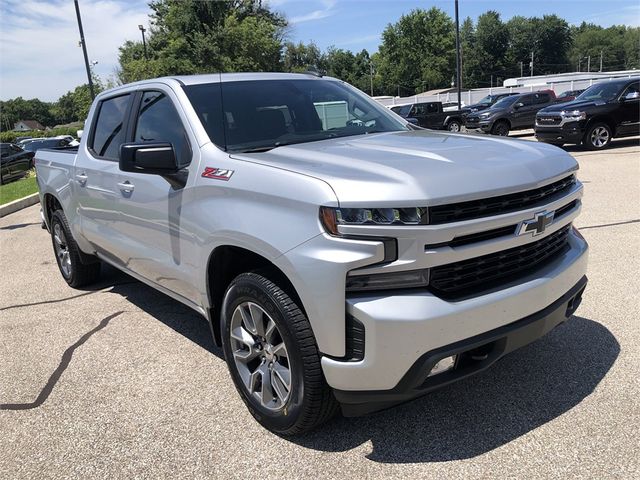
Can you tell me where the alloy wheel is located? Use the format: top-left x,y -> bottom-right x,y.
590,126 -> 610,148
230,301 -> 291,410
53,222 -> 72,278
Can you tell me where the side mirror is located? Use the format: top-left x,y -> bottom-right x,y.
119,142 -> 179,175
77,129 -> 83,139
513,102 -> 524,109
406,117 -> 420,125
623,91 -> 640,101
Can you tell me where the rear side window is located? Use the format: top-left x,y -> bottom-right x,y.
134,91 -> 192,167
537,94 -> 550,104
91,94 -> 131,160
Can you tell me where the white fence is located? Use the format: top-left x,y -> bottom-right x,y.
374,73 -> 640,107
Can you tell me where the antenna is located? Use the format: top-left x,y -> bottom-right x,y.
304,65 -> 324,77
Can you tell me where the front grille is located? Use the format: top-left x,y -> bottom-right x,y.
429,225 -> 571,299
429,175 -> 576,224
537,115 -> 562,126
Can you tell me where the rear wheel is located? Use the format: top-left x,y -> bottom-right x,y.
221,272 -> 338,435
491,120 -> 510,136
446,120 -> 461,132
50,210 -> 101,287
583,123 -> 612,150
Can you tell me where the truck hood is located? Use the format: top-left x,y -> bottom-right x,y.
230,130 -> 578,206
540,99 -> 609,113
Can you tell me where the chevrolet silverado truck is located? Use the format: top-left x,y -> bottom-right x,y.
36,73 -> 588,435
535,77 -> 640,149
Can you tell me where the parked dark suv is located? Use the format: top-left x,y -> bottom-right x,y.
535,78 -> 640,149
465,91 -> 556,136
462,92 -> 520,115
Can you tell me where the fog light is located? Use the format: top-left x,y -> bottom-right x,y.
427,355 -> 456,377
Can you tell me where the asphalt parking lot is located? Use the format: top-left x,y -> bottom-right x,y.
1,134 -> 639,479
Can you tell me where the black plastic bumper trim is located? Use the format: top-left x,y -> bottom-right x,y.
333,275 -> 588,416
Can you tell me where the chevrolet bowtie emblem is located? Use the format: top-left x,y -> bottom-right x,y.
518,211 -> 555,236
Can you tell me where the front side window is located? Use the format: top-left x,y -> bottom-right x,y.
184,79 -> 408,152
134,91 -> 191,167
91,94 -> 131,160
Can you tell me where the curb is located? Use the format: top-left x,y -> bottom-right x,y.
0,193 -> 40,218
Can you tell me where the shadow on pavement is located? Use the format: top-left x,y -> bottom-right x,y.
98,265 -> 222,360
37,265 -> 618,463
292,316 -> 618,463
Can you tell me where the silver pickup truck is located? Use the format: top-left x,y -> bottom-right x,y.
36,73 -> 588,434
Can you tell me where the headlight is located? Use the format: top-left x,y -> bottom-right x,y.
560,110 -> 587,121
479,112 -> 492,118
320,206 -> 428,234
346,268 -> 430,292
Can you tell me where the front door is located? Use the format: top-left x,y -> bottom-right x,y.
617,81 -> 640,136
110,89 -> 200,303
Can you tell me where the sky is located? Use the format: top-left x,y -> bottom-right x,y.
1,0 -> 639,102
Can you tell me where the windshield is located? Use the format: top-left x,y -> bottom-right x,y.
184,79 -> 408,152
490,96 -> 519,109
576,83 -> 625,102
477,95 -> 495,105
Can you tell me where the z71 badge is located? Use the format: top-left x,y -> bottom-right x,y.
202,167 -> 234,181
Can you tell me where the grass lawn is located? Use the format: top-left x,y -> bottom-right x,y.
0,175 -> 38,206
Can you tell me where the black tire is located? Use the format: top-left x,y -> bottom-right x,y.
221,272 -> 338,435
491,120 -> 510,136
50,210 -> 101,288
583,122 -> 612,150
446,120 -> 462,132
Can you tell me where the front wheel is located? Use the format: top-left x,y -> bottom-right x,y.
447,120 -> 461,132
221,272 -> 338,435
583,123 -> 612,150
491,120 -> 510,136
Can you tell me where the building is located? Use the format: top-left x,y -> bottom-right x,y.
13,120 -> 45,131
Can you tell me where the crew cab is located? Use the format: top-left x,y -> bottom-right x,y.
465,91 -> 556,136
36,73 -> 588,434
535,78 -> 640,149
390,101 -> 465,132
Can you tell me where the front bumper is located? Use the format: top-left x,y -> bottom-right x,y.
535,125 -> 585,145
321,229 -> 588,397
334,275 -> 587,416
464,118 -> 493,132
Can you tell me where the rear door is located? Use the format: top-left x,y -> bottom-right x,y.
617,81 -> 640,136
76,92 -> 134,262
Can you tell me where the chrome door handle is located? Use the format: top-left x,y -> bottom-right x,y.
75,173 -> 88,185
117,181 -> 135,193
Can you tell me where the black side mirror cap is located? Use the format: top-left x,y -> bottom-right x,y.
119,142 -> 179,175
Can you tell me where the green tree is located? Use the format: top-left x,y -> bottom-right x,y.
117,0 -> 288,83
283,42 -> 325,72
0,97 -> 55,131
377,7 -> 456,95
471,11 -> 509,86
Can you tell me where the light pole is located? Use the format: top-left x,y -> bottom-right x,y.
454,0 -> 462,109
369,61 -> 374,96
74,0 -> 95,99
138,24 -> 148,59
